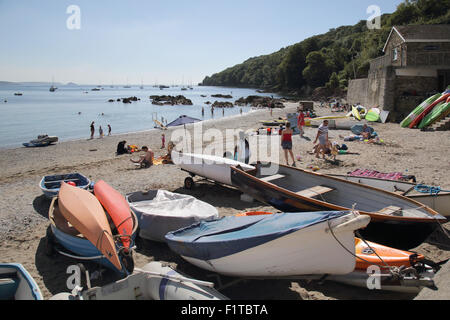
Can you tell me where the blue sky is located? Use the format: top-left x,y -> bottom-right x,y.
0,0 -> 404,85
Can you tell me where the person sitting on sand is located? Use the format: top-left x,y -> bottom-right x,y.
130,146 -> 153,168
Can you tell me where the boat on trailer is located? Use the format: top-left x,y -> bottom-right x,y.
230,163 -> 446,250
171,151 -> 255,189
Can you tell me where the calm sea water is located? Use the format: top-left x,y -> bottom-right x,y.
0,84 -> 278,149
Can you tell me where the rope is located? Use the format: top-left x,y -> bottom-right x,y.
414,184 -> 450,195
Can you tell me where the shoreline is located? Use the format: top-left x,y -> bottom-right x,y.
1,101 -> 449,300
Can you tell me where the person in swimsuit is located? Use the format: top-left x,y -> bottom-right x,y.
90,121 -> 95,140
280,122 -> 296,167
297,107 -> 305,137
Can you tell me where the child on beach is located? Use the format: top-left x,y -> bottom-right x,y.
297,108 -> 305,137
161,133 -> 165,149
99,126 -> 104,138
108,124 -> 111,136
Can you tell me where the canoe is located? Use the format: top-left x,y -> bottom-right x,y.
166,211 -> 370,277
400,93 -> 441,128
352,106 -> 361,120
57,182 -> 123,272
172,151 -> 255,187
50,262 -> 228,300
230,164 -> 446,249
418,100 -> 450,129
328,174 -> 450,217
0,263 -> 43,300
365,108 -> 381,122
408,93 -> 450,128
126,190 -> 219,242
93,180 -> 134,249
48,196 -> 137,274
39,173 -> 91,199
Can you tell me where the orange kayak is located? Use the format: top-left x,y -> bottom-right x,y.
93,180 -> 134,250
355,238 -> 424,270
58,182 -> 122,271
235,211 -> 274,217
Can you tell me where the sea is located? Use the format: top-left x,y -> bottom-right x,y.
0,83 -> 279,149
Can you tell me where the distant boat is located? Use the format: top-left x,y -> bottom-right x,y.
50,77 -> 57,92
14,92 -> 23,96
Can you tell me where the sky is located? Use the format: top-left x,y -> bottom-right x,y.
0,0 -> 404,85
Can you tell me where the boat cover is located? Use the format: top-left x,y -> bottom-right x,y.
165,211 -> 349,260
129,190 -> 218,219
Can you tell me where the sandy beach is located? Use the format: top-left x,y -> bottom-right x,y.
1,101 -> 449,300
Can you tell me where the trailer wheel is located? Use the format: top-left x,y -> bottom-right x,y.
184,177 -> 195,190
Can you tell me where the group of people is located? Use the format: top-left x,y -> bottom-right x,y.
125,139 -> 175,169
279,104 -> 338,166
90,121 -> 111,139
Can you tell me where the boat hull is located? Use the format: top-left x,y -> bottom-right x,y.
230,165 -> 445,250
172,151 -> 254,186
39,173 -> 90,199
166,211 -> 370,277
49,197 -> 137,274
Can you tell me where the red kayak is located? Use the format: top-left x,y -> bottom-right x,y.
94,180 -> 134,250
409,92 -> 450,128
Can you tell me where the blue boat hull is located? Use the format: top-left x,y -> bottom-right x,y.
40,173 -> 91,199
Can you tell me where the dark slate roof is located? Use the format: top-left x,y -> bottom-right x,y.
395,25 -> 450,41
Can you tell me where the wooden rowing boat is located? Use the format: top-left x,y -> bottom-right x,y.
230,164 -> 447,249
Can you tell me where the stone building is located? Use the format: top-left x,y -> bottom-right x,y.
347,25 -> 450,121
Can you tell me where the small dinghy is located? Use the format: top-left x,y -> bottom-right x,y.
172,151 -> 255,189
126,190 -> 219,242
0,263 -> 43,300
39,173 -> 91,199
50,261 -> 228,300
47,184 -> 137,275
23,134 -> 58,147
325,238 -> 436,293
165,210 -> 370,277
231,164 -> 447,249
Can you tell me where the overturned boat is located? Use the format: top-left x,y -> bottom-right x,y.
166,210 -> 370,277
126,189 -> 219,242
230,164 -> 447,249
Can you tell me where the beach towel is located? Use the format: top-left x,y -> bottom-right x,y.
348,169 -> 415,182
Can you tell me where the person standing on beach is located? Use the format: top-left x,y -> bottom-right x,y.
313,120 -> 329,159
99,126 -> 104,138
90,121 -> 95,139
202,107 -> 205,117
161,133 -> 165,149
107,124 -> 111,136
297,107 -> 305,137
280,122 -> 296,167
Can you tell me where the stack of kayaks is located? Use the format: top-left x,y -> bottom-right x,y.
401,88 -> 450,129
47,181 -> 137,275
418,96 -> 450,129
